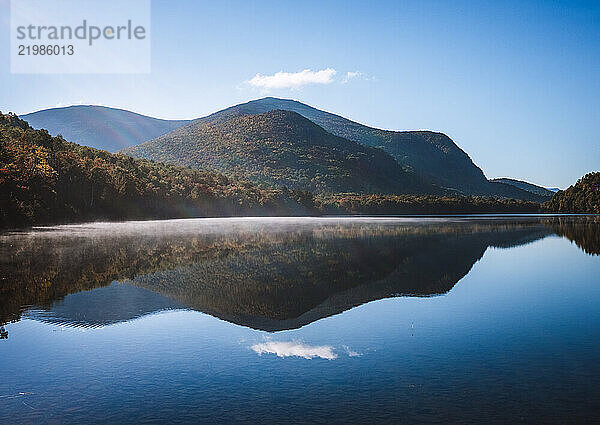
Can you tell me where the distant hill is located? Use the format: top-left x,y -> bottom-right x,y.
22,105 -> 190,152
544,172 -> 600,213
122,109 -> 439,195
491,178 -> 554,198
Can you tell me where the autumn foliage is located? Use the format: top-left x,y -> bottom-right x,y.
0,112 -> 317,228
543,172 -> 600,213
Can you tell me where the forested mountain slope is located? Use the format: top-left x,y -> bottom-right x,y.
201,97 -> 492,194
122,109 -> 440,195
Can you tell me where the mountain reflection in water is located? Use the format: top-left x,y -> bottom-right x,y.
0,216 -> 597,335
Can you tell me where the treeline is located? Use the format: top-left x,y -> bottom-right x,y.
543,172 -> 600,213
319,194 -> 541,214
0,112 -> 317,228
0,112 -> 558,229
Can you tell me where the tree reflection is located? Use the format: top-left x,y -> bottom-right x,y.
544,216 -> 600,255
1,217 -> 597,331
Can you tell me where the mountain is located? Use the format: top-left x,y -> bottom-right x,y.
122,109 -> 439,195
123,97 -> 547,200
196,97 -> 493,194
20,99 -> 547,201
491,178 -> 554,198
22,105 -> 190,152
543,172 -> 600,213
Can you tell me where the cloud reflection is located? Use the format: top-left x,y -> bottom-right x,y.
343,345 -> 362,357
251,341 -> 338,360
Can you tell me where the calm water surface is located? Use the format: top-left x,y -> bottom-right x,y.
1,216 -> 599,424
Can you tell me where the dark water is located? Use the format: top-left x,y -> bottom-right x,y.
1,216 -> 599,424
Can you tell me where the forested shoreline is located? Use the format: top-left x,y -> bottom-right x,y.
1,112 -> 598,229
319,194 -> 541,214
0,112 -> 317,228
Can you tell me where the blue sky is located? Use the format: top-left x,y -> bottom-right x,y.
1,0 -> 599,188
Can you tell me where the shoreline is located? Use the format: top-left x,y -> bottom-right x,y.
2,213 -> 597,234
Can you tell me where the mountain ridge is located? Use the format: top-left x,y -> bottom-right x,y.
20,99 -> 552,201
122,98 -> 548,201
195,97 -> 489,194
491,178 -> 555,197
135,97 -> 548,200
22,105 -> 191,152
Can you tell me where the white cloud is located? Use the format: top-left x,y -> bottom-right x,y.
342,71 -> 361,84
251,341 -> 337,360
248,68 -> 337,90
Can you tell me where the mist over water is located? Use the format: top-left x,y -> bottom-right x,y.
1,216 -> 599,424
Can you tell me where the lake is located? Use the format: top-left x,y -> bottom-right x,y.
1,216 -> 599,424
